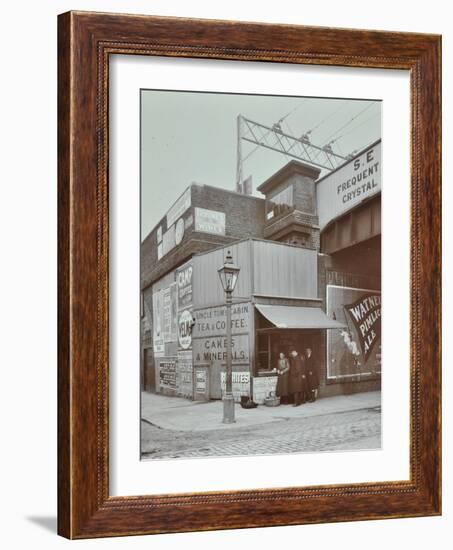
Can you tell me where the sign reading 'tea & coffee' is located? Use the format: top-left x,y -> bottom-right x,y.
192,302 -> 251,365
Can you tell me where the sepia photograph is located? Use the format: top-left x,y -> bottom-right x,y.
140,90 -> 382,460
52,7 -> 441,540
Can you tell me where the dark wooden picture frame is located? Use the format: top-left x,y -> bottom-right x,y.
58,11 -> 441,539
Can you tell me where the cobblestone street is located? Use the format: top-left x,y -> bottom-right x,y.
141,402 -> 381,459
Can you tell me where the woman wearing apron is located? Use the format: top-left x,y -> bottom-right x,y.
276,352 -> 290,404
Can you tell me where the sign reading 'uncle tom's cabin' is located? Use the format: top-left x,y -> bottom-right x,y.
192,302 -> 251,365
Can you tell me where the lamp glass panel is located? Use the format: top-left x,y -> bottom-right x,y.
225,271 -> 234,291
230,272 -> 238,291
218,269 -> 227,291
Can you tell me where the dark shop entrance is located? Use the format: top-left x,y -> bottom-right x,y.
256,329 -> 324,374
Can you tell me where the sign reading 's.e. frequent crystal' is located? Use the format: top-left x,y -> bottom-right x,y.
194,207 -> 226,236
317,140 -> 381,229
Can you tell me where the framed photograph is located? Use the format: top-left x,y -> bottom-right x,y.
58,11 -> 441,539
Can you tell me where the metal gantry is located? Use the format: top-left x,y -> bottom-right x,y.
236,114 -> 347,192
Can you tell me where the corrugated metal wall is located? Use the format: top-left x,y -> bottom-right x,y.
252,240 -> 317,299
192,240 -> 252,308
193,239 -> 318,307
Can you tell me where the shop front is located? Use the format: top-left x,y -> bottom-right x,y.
254,303 -> 346,399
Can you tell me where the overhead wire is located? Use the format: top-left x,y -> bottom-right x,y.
330,110 -> 380,145
302,100 -> 347,136
276,100 -> 306,124
346,136 -> 382,159
321,101 -> 377,146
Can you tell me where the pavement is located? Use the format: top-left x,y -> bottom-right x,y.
141,390 -> 381,432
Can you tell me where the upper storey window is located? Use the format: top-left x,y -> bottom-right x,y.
266,185 -> 294,220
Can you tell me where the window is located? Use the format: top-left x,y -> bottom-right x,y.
266,185 -> 294,219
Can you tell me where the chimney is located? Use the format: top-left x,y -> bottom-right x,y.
243,175 -> 253,195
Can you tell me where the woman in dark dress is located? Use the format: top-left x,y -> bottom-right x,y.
276,352 -> 290,404
305,347 -> 320,402
289,350 -> 307,406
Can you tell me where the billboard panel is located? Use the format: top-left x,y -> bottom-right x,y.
166,187 -> 191,228
152,289 -> 164,356
176,260 -> 194,351
326,285 -> 381,380
194,207 -> 226,236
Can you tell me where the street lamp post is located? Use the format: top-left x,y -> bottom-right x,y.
218,249 -> 241,424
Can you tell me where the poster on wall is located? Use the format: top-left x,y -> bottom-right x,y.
178,310 -> 193,350
177,350 -> 193,397
152,289 -> 164,356
162,287 -> 172,342
176,260 -> 193,350
176,260 -> 193,310
158,359 -> 177,391
253,376 -> 278,404
344,293 -> 381,362
170,282 -> 178,342
220,371 -> 250,400
326,285 -> 381,379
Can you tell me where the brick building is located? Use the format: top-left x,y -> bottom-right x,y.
141,139 -> 381,402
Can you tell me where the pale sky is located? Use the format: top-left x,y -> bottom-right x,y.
141,90 -> 381,239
